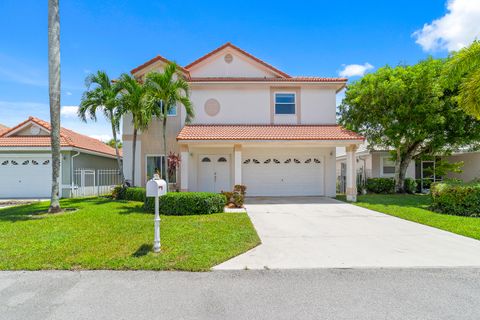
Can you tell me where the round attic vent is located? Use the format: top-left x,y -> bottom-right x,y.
204,99 -> 220,116
30,125 -> 41,135
224,53 -> 233,64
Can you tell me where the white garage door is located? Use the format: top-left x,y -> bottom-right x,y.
0,155 -> 52,198
242,149 -> 324,196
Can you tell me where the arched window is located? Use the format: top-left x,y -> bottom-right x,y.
201,157 -> 211,162
218,157 -> 227,162
243,159 -> 251,164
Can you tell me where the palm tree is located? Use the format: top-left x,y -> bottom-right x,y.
143,62 -> 194,190
48,0 -> 62,213
78,71 -> 124,182
444,40 -> 480,119
116,73 -> 150,186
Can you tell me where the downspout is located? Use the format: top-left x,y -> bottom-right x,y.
71,151 -> 80,197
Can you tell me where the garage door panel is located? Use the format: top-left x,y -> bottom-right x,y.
242,149 -> 324,196
0,156 -> 52,198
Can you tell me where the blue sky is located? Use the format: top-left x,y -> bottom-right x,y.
0,0 -> 478,140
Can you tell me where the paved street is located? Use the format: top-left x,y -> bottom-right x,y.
215,197 -> 480,269
1,269 -> 480,320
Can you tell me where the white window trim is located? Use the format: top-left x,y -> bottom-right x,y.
167,105 -> 177,117
145,154 -> 178,183
380,156 -> 395,177
274,92 -> 296,115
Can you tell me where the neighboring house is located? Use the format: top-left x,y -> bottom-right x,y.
0,123 -> 9,135
0,117 -> 121,198
123,42 -> 364,200
336,143 -> 480,191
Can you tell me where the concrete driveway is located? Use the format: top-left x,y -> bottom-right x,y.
214,197 -> 480,270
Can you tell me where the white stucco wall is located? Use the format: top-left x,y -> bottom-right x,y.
190,86 -> 270,124
189,85 -> 338,125
446,152 -> 480,182
122,140 -> 142,186
301,88 -> 337,124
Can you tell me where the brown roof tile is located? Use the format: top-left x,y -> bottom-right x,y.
177,124 -> 364,141
0,117 -> 121,157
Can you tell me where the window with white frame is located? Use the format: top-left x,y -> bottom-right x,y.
167,105 -> 177,116
381,157 -> 395,176
146,155 -> 177,183
274,93 -> 296,115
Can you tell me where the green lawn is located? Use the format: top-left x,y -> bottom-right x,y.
0,198 -> 260,271
338,194 -> 480,241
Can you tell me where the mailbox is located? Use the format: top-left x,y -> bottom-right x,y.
146,174 -> 167,197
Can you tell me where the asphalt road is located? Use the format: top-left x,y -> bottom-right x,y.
1,268 -> 480,320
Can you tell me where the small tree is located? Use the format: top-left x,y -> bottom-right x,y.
444,40 -> 480,119
339,58 -> 480,192
143,62 -> 194,190
116,73 -> 150,186
78,71 -> 124,183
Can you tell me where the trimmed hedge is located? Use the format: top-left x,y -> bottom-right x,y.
112,186 -> 146,202
366,178 -> 395,194
144,192 -> 226,215
431,181 -> 480,217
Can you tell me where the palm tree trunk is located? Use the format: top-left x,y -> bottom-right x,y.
48,0 -> 62,213
132,128 -> 137,186
162,115 -> 169,191
110,110 -> 125,183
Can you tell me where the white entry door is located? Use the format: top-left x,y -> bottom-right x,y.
0,155 -> 52,198
198,155 -> 231,193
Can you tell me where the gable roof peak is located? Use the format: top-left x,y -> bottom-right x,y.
185,42 -> 291,78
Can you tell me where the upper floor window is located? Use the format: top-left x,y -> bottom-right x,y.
275,93 -> 296,115
167,105 -> 177,116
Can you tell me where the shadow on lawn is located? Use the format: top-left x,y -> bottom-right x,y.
0,197 -> 107,222
132,244 -> 153,257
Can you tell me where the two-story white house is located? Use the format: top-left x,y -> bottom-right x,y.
123,43 -> 364,200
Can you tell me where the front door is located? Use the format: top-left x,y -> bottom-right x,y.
198,155 -> 231,192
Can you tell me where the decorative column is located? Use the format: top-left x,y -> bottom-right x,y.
180,144 -> 189,192
346,144 -> 358,202
234,144 -> 242,186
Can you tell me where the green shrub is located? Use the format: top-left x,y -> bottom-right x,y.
431,181 -> 480,217
366,178 -> 395,194
111,186 -> 146,202
144,192 -> 226,215
112,185 -> 126,200
404,178 -> 417,194
124,187 -> 146,202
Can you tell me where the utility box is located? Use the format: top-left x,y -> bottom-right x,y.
146,174 -> 167,197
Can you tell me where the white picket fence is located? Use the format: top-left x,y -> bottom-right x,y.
72,168 -> 121,197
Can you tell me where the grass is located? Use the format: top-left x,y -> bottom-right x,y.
0,198 -> 260,271
337,194 -> 480,241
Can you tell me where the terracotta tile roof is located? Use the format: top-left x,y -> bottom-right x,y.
184,42 -> 291,78
0,117 -> 121,157
130,54 -> 190,76
177,125 -> 364,141
188,76 -> 347,83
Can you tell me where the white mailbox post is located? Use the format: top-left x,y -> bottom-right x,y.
146,174 -> 167,253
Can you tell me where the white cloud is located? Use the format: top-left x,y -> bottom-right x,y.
339,63 -> 374,77
89,134 -> 111,142
61,105 -> 79,118
66,91 -> 72,96
413,0 -> 480,52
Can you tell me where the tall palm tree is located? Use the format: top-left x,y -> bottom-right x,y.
78,71 -> 124,182
143,62 -> 194,190
444,40 -> 480,119
48,0 -> 62,213
116,73 -> 151,186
